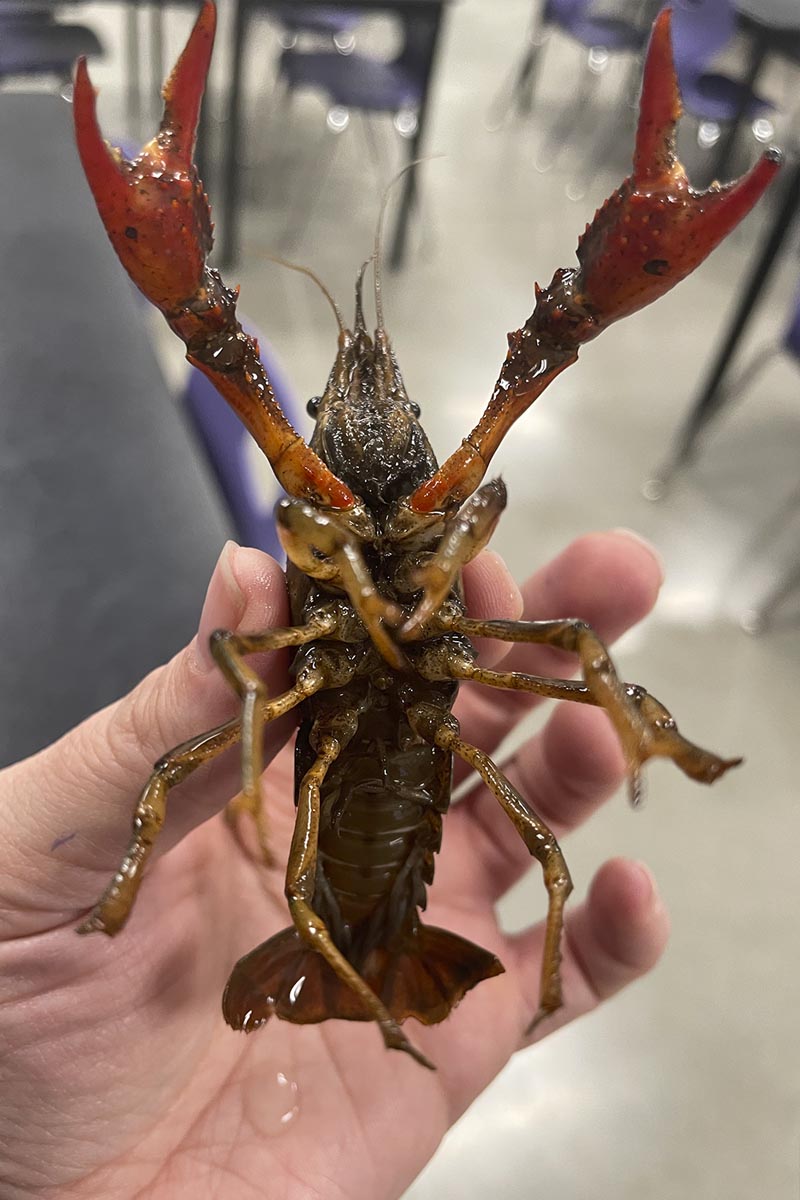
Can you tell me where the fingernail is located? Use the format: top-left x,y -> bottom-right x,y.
194,541 -> 244,673
631,862 -> 669,929
631,860 -> 656,906
611,528 -> 665,586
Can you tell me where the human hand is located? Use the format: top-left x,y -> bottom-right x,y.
0,531 -> 669,1199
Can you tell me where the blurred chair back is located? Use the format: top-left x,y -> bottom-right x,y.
273,4 -> 361,50
279,12 -> 431,113
671,0 -> 735,76
488,0 -> 648,130
668,0 -> 774,139
0,4 -> 103,82
182,333 -> 299,560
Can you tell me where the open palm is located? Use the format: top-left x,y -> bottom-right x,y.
0,532 -> 669,1199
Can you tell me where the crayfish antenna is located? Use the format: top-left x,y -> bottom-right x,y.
266,256 -> 345,335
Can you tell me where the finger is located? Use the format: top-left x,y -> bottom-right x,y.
513,858 -> 670,1046
455,529 -> 664,756
438,701 -> 625,903
0,542 -> 291,927
460,550 -> 523,670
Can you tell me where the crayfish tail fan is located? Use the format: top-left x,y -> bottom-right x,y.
365,924 -> 505,1026
223,927 -> 372,1029
222,925 -> 504,1030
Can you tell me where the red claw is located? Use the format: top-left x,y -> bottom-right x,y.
406,8 -> 780,516
574,7 -> 781,334
73,0 -> 216,313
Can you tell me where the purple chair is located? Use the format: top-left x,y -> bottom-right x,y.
275,13 -> 438,248
279,12 -> 432,118
670,0 -> 775,154
0,5 -> 103,82
488,0 -> 649,135
182,333 -> 300,560
272,5 -> 361,53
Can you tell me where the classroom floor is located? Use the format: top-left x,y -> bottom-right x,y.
78,1 -> 800,1195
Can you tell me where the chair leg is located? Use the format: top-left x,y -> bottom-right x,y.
534,62 -> 599,174
279,117 -> 343,250
125,3 -> 141,134
643,343 -> 780,500
566,70 -> 636,201
743,559 -> 800,633
486,27 -> 551,132
148,2 -> 164,125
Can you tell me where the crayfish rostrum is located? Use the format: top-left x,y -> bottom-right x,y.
72,3 -> 779,1068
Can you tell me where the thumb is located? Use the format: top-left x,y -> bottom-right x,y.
0,541 -> 291,937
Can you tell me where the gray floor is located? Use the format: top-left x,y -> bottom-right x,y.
81,2 -> 800,1195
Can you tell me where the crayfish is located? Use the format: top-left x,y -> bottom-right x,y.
72,3 -> 779,1068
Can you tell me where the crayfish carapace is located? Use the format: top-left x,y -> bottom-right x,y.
73,4 -> 779,1068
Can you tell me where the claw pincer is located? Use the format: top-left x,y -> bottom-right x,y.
73,2 -> 214,312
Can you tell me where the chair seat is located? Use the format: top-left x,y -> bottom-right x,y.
281,48 -> 422,111
0,22 -> 102,76
567,15 -> 647,52
274,5 -> 361,36
679,71 -> 774,124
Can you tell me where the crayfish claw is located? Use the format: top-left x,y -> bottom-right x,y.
574,7 -> 782,335
73,2 -> 216,314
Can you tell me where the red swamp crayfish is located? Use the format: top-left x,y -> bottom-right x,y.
72,3 -> 779,1068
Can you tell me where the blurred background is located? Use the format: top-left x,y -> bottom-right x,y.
1,1 -> 799,1196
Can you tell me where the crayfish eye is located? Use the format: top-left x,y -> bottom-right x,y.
306,395 -> 322,418
409,401 -> 421,417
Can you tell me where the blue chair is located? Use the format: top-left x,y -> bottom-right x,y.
182,332 -> 301,560
670,0 -> 775,157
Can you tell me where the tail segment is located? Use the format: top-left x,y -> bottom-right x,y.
223,923 -> 504,1031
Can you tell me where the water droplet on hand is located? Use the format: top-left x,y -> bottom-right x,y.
244,1068 -> 300,1136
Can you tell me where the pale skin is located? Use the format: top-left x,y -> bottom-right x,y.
0,531 -> 670,1199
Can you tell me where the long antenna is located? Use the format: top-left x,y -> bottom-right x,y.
266,254 -> 345,334
354,255 -> 374,332
373,157 -> 440,332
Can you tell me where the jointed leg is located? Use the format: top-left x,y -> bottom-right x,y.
276,499 -> 404,668
396,479 -> 508,640
408,703 -> 571,1032
78,717 -> 240,935
79,618 -> 333,935
210,611 -> 339,863
285,711 -> 435,1069
435,615 -> 741,801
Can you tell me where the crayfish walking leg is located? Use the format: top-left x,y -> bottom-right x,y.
417,614 -> 741,807
79,617 -> 335,934
408,704 -> 572,1032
